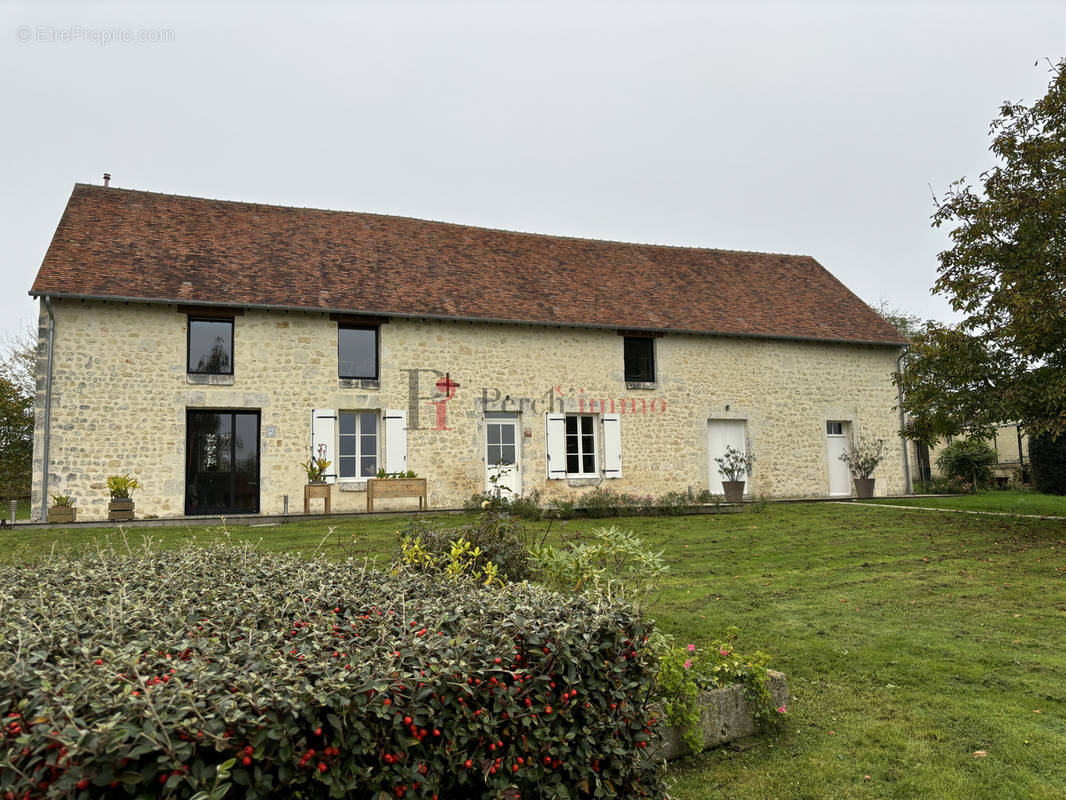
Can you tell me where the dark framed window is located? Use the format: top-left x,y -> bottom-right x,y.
338,325 -> 378,379
624,336 -> 655,383
188,318 -> 234,375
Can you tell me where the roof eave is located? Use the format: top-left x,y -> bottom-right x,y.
28,290 -> 909,348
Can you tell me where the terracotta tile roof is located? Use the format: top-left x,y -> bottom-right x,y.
30,184 -> 907,345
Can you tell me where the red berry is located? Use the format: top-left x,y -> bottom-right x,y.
464,759 -> 472,768
76,779 -> 90,790
403,716 -> 412,725
241,756 -> 252,766
314,727 -> 322,736
93,659 -> 103,666
318,762 -> 328,772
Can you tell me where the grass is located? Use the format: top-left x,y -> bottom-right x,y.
0,498 -> 31,522
5,503 -> 1066,798
869,489 -> 1066,517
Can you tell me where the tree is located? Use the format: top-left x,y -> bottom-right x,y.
0,373 -> 32,500
871,299 -> 927,342
896,59 -> 1066,444
0,322 -> 37,398
0,322 -> 37,501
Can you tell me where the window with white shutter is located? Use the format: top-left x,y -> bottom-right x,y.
602,413 -> 622,478
310,409 -> 337,484
384,409 -> 407,474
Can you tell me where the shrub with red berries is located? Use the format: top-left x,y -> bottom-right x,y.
0,542 -> 665,798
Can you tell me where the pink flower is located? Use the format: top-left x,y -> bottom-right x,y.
720,649 -> 730,656
777,706 -> 787,714
686,644 -> 696,653
683,659 -> 692,669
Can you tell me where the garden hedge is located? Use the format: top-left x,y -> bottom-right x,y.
1029,433 -> 1066,495
0,542 -> 665,799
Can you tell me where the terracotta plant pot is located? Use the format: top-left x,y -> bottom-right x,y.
721,480 -> 745,504
853,478 -> 875,499
49,506 -> 76,523
108,498 -> 135,521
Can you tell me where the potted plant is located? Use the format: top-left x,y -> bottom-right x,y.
839,436 -> 886,499
715,446 -> 754,504
301,444 -> 333,513
107,474 -> 141,521
301,444 -> 331,484
49,494 -> 76,524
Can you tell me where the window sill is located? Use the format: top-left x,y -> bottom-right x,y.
187,374 -> 234,385
337,480 -> 369,492
625,381 -> 657,391
566,477 -> 602,487
339,378 -> 380,390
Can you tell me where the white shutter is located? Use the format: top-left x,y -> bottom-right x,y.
384,409 -> 407,474
602,413 -> 622,478
310,409 -> 337,484
545,413 -> 566,479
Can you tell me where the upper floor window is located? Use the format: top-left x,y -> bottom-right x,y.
624,336 -> 655,383
188,318 -> 233,375
339,325 -> 378,380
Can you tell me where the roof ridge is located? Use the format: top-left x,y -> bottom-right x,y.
70,183 -> 817,261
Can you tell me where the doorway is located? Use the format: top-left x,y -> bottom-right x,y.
185,410 -> 260,514
485,415 -> 521,497
708,419 -> 748,495
826,420 -> 851,497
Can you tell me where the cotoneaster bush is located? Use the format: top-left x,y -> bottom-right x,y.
0,542 -> 665,799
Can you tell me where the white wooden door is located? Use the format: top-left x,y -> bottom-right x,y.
485,416 -> 521,496
826,421 -> 851,496
708,419 -> 748,495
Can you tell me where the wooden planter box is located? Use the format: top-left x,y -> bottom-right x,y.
367,478 -> 427,512
653,669 -> 788,761
108,498 -> 135,521
49,506 -> 77,523
304,482 -> 332,514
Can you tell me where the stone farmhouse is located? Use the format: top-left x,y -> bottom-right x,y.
29,183 -> 909,521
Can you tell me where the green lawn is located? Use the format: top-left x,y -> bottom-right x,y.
0,498 -> 31,522
868,489 -> 1066,517
5,504 -> 1066,799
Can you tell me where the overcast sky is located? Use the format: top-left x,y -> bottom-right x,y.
2,0 -> 1064,347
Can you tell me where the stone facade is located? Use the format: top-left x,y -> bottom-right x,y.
31,299 -> 907,521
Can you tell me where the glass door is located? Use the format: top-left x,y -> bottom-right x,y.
485,415 -> 520,495
185,410 -> 260,514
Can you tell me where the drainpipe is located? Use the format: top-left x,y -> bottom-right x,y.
896,346 -> 912,495
40,296 -> 56,523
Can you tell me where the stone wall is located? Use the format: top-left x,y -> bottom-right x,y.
653,670 -> 788,759
31,299 -> 907,520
